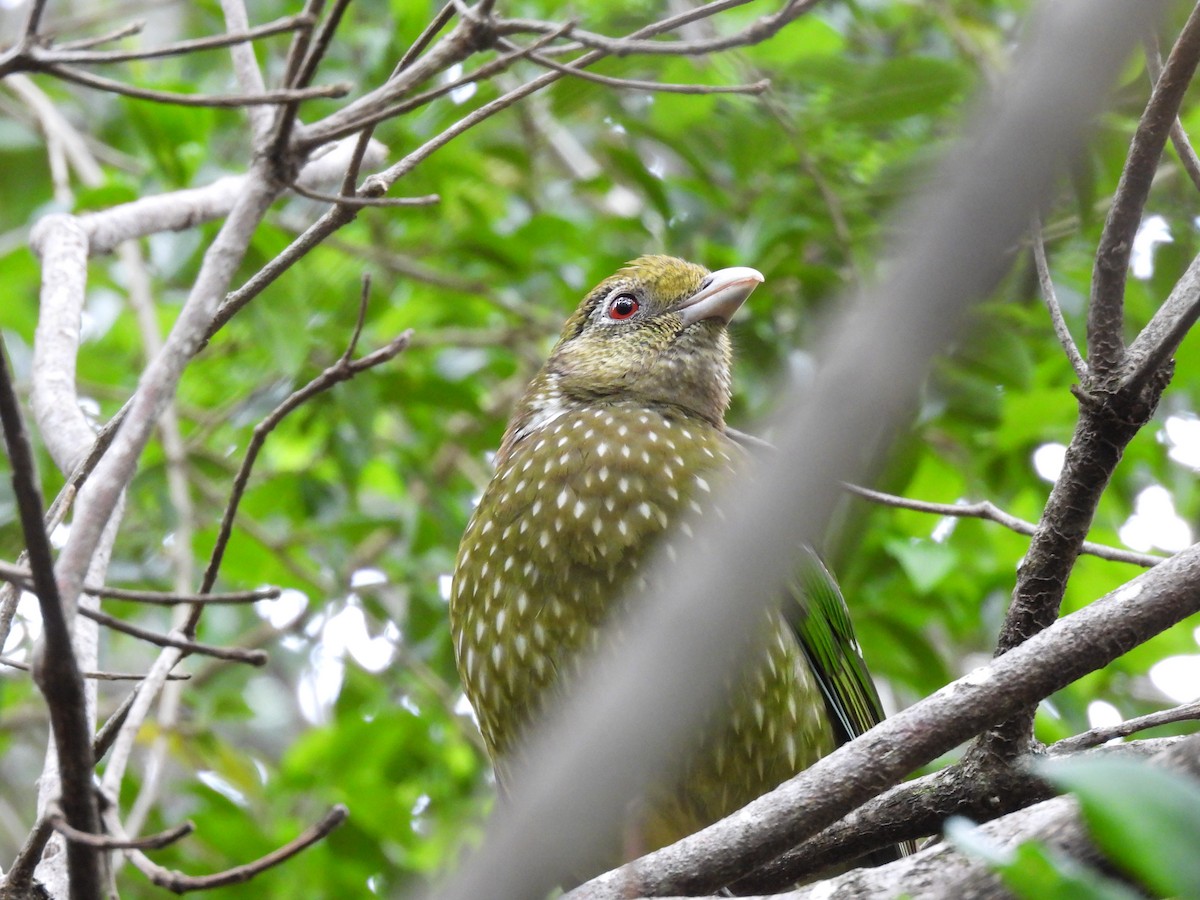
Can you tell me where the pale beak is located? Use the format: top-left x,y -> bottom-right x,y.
675,266 -> 765,326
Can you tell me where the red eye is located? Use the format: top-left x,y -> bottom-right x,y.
608,293 -> 639,320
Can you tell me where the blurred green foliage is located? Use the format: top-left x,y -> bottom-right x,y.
1,0 -> 1198,895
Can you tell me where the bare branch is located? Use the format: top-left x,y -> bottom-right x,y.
1087,1 -> 1200,377
41,14 -> 315,64
845,483 -> 1163,568
197,324 -> 413,606
0,655 -> 190,682
49,809 -> 193,851
1052,698 -> 1200,753
1145,33 -> 1200,194
288,180 -> 441,208
116,805 -> 348,893
1123,244 -> 1200,393
75,606 -> 268,665
0,559 -> 280,604
40,62 -> 351,108
498,35 -> 770,94
219,0 -> 272,141
52,21 -> 145,51
310,25 -> 573,148
0,335 -> 102,898
1029,215 -> 1088,380
497,0 -> 819,57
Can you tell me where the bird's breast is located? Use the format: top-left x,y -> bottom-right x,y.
450,403 -> 732,759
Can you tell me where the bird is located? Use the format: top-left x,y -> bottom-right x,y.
450,255 -> 890,861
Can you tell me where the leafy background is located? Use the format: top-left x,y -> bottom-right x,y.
1,0 -> 1199,895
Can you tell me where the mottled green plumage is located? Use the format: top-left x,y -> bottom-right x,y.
450,255 -> 886,853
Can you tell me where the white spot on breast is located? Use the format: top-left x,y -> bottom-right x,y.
495,608 -> 506,632
532,500 -> 543,516
573,499 -> 587,519
641,450 -> 651,464
618,478 -> 629,493
638,502 -> 652,519
596,442 -> 609,457
556,488 -> 569,509
695,475 -> 711,493
557,435 -> 569,447
618,424 -> 629,437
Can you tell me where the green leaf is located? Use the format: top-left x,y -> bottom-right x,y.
1037,756 -> 1200,898
945,816 -> 1143,900
883,537 -> 958,594
833,57 -> 968,125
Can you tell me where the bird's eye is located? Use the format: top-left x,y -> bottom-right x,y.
607,293 -> 639,320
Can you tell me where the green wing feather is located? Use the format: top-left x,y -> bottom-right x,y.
789,550 -> 886,746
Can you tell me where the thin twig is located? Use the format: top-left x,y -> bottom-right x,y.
42,62 -> 351,108
0,335 -> 102,896
0,655 -> 190,682
76,606 -> 268,665
22,0 -> 49,38
1029,215 -> 1088,380
94,687 -> 141,761
288,181 -> 441,208
1087,2 -> 1200,377
1051,698 -> 1200,753
1,815 -> 56,897
41,14 -> 315,64
270,0 -> 352,158
0,559 -> 280,604
292,0 -> 355,91
308,24 -> 574,149
196,325 -> 413,610
1145,33 -> 1200,194
120,805 -> 348,893
53,21 -> 145,51
497,0 -> 819,57
845,483 -> 1163,568
498,34 -> 770,94
49,809 -> 194,851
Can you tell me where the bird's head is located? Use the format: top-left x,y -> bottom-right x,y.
526,255 -> 763,429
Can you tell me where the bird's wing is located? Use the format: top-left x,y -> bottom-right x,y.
788,550 -> 886,745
